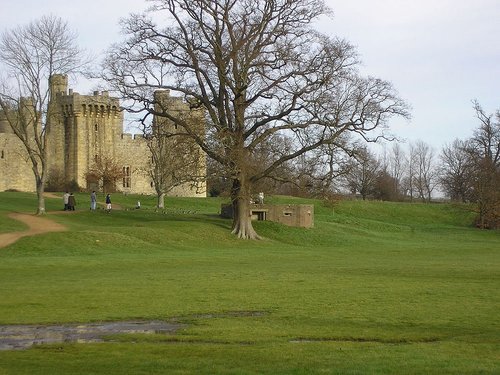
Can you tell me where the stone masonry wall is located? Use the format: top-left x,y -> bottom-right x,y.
1,76 -> 207,197
0,133 -> 35,192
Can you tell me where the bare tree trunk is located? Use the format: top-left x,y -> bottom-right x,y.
478,200 -> 486,229
35,178 -> 46,215
231,178 -> 261,240
30,156 -> 47,215
157,192 -> 165,210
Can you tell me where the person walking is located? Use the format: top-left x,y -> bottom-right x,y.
63,192 -> 70,211
105,193 -> 112,212
90,191 -> 97,211
68,193 -> 76,211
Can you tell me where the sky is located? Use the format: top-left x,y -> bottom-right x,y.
1,0 -> 499,151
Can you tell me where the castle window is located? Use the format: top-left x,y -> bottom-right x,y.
122,166 -> 131,188
94,124 -> 98,132
1,150 -> 4,159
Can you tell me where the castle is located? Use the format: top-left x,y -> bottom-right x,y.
0,75 -> 206,197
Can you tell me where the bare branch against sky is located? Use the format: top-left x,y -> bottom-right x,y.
1,0 -> 499,149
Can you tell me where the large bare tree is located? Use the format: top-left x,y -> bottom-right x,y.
103,0 -> 409,238
389,143 -> 407,198
439,139 -> 475,202
344,146 -> 380,200
436,102 -> 499,227
0,15 -> 88,214
471,101 -> 500,166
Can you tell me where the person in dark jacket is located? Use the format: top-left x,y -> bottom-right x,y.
68,193 -> 76,211
105,194 -> 112,212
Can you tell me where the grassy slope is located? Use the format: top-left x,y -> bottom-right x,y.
0,192 -> 498,374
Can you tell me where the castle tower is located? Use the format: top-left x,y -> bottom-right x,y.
153,90 -> 175,135
49,74 -> 68,96
152,90 -> 207,197
45,74 -> 124,190
46,74 -> 68,187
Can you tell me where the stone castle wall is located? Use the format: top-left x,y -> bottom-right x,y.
0,133 -> 34,192
1,75 -> 206,197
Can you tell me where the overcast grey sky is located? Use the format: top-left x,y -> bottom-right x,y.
1,0 -> 499,150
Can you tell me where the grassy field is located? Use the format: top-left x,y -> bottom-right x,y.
0,191 -> 498,374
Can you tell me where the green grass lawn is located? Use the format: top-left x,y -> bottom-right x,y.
0,192 -> 498,374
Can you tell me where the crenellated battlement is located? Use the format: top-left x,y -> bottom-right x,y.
55,90 -> 121,118
153,89 -> 198,108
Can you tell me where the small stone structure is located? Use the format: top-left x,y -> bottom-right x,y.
221,203 -> 314,228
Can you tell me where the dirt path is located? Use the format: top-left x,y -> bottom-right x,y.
0,213 -> 67,249
1,192 -> 124,249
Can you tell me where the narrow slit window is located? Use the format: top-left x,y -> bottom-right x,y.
122,166 -> 131,188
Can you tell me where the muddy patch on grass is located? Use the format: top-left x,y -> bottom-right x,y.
0,321 -> 185,351
0,310 -> 267,350
289,336 -> 441,344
